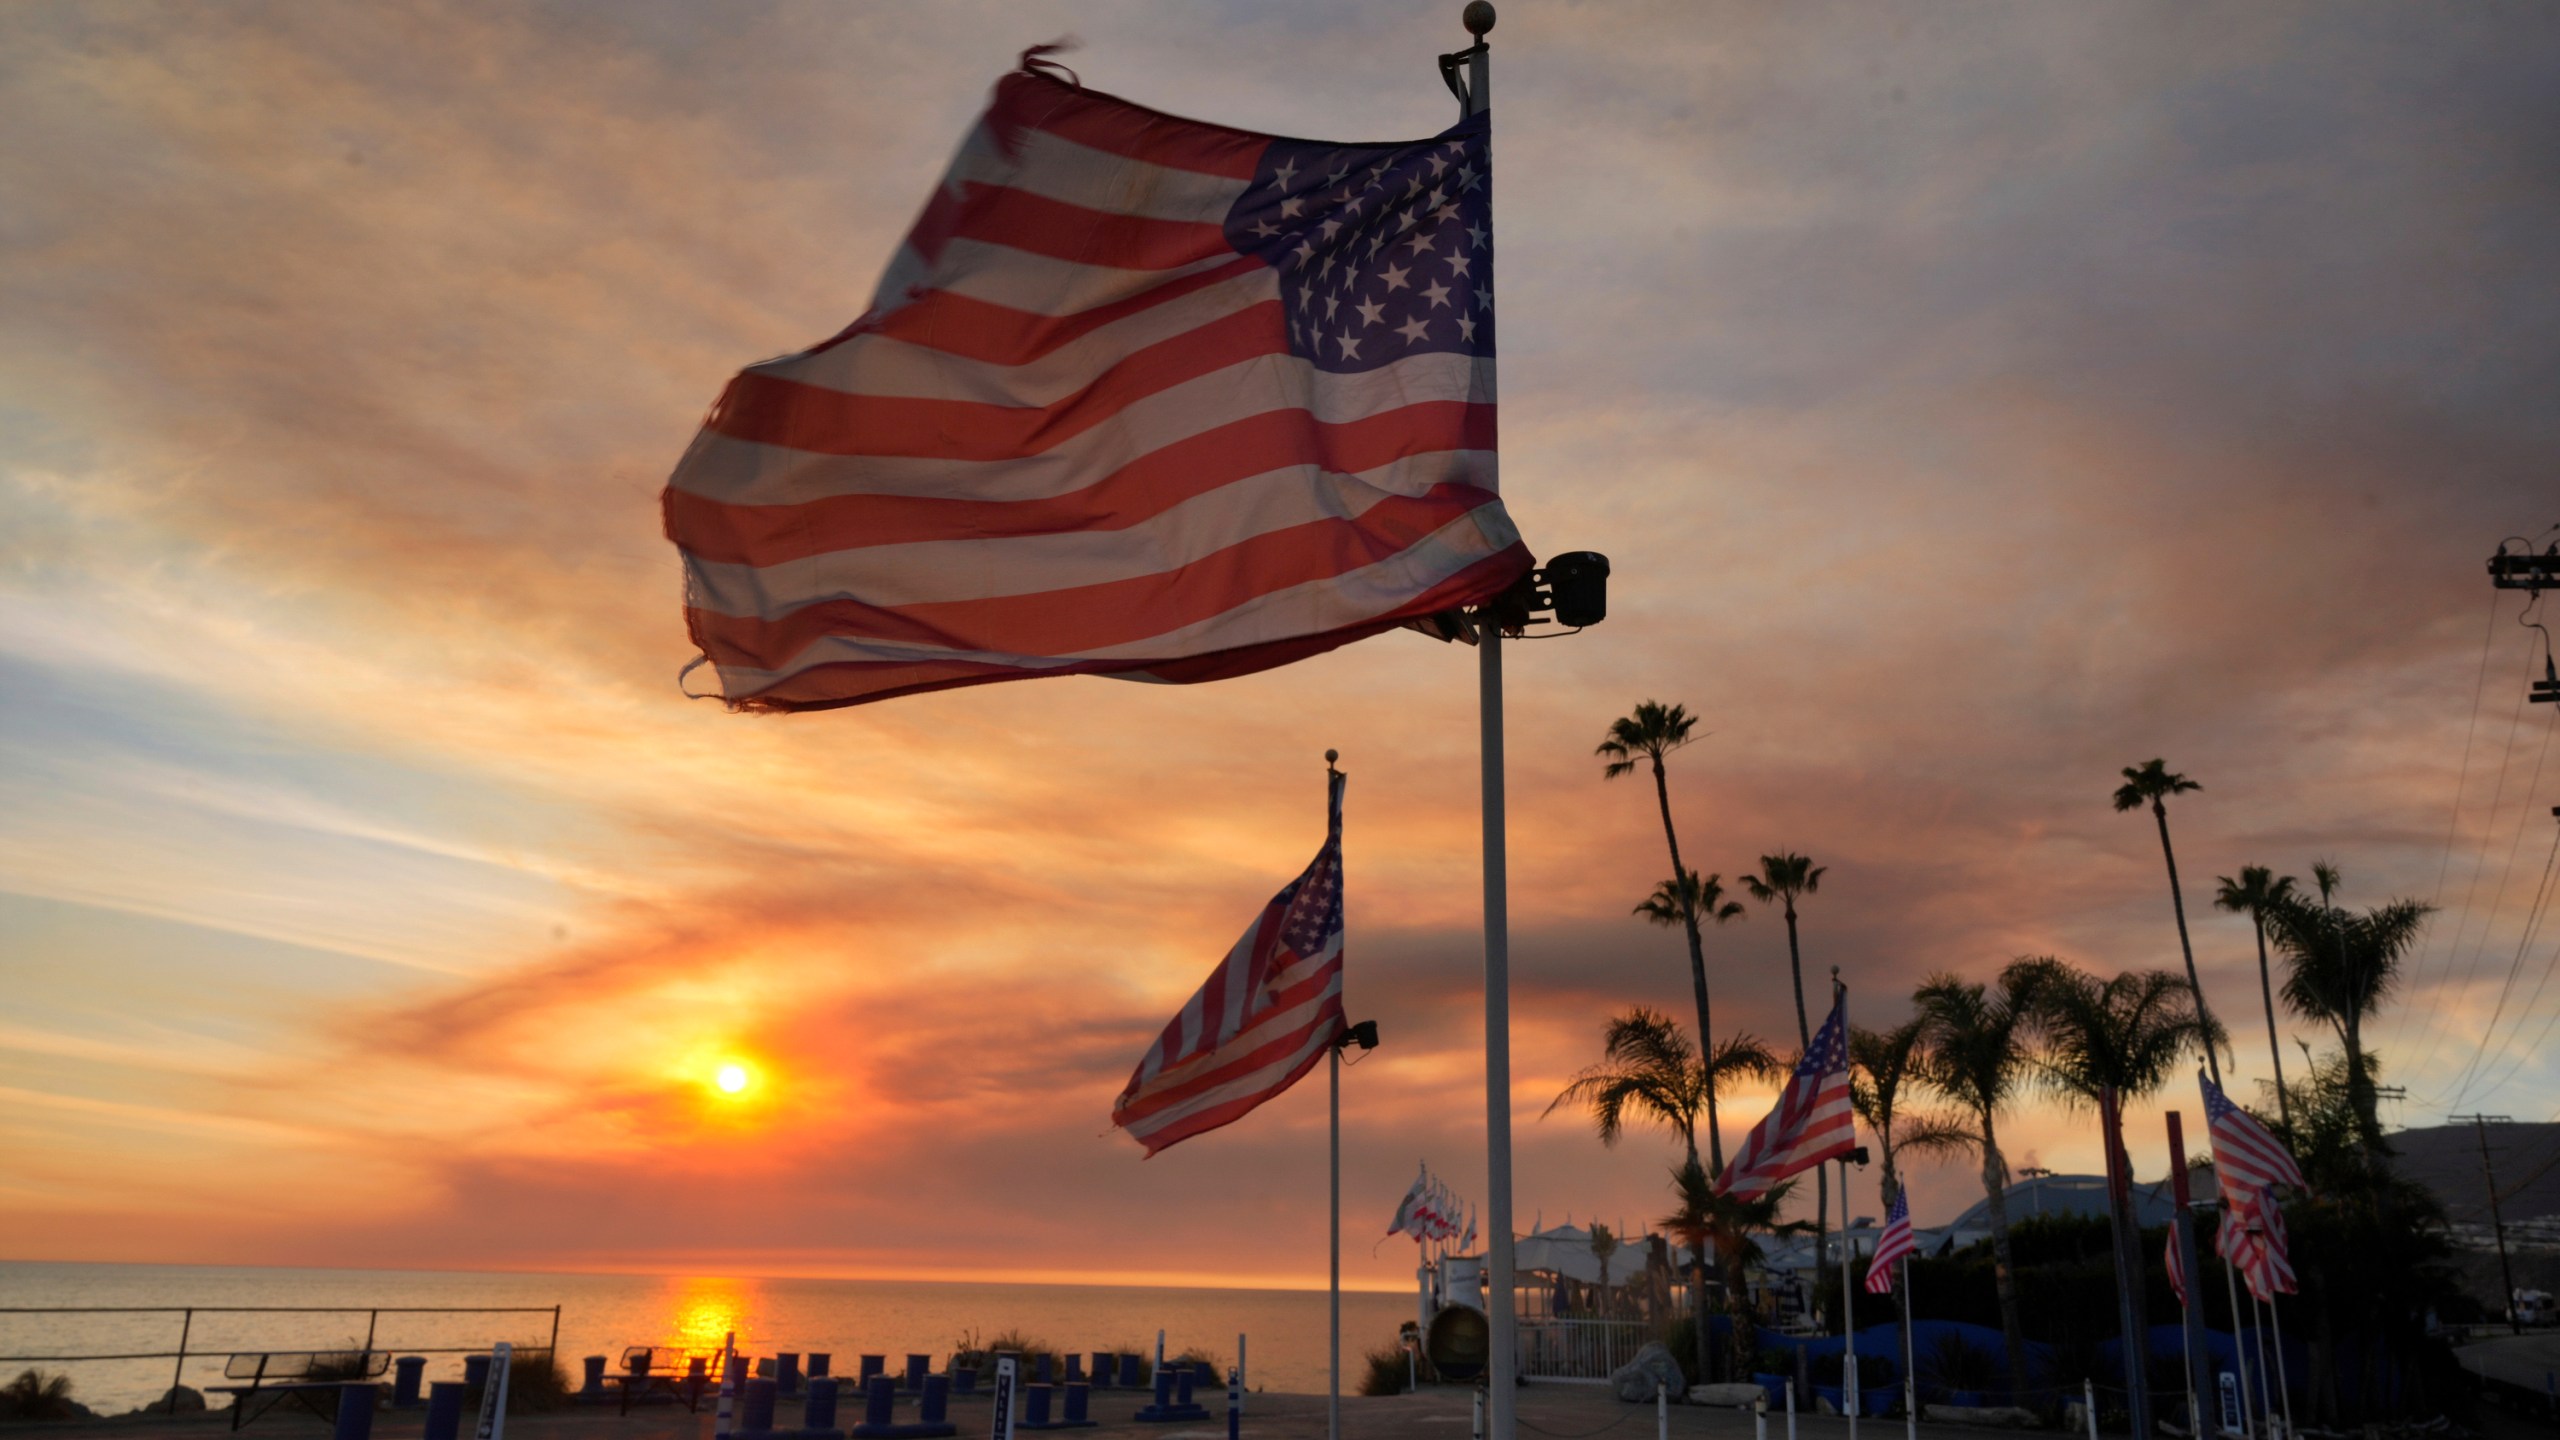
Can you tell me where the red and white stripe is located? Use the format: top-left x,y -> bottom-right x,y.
2202,1072 -> 2306,1200
1716,998 -> 1857,1201
663,67 -> 1525,712
2217,1188 -> 2298,1301
1864,1190 -> 1916,1294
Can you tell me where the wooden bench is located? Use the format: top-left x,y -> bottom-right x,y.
603,1347 -> 725,1414
206,1352 -> 390,1431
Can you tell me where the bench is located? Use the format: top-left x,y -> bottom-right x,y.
604,1347 -> 726,1414
207,1352 -> 390,1431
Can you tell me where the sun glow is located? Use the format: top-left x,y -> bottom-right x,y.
714,1062 -> 751,1095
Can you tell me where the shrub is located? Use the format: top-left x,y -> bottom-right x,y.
1358,1344 -> 1419,1397
1810,1352 -> 1892,1386
1920,1333 -> 1999,1394
1755,1348 -> 1799,1378
1,1370 -> 82,1422
950,1329 -> 1063,1379
503,1352 -> 571,1413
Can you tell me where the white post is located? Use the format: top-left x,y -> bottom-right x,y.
715,1332 -> 738,1440
1156,1331 -> 1166,1375
2265,1299 -> 2293,1440
2221,1249 -> 2253,1440
1785,1367 -> 1798,1440
1841,1161 -> 1858,1436
1479,614 -> 1518,1440
1238,1333 -> 1248,1394
1900,1257 -> 1916,1440
1330,1047 -> 1342,1440
1657,1381 -> 1668,1440
2084,1379 -> 2099,1440
475,1342 -> 514,1440
1757,1397 -> 1770,1440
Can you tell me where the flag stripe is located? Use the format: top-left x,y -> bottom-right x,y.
667,416 -> 1493,568
687,488 -> 1506,666
990,70 -> 1270,181
856,255 -> 1268,367
950,182 -> 1239,272
710,303 -> 1286,460
670,350 -> 1494,508
955,126 -> 1254,225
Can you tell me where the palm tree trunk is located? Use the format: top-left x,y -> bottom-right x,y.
1651,758 -> 1722,1169
1978,1113 -> 2030,1401
1783,903 -> 1827,1289
2253,912 -> 2292,1130
2098,1088 -> 2153,1440
2152,801 -> 2220,1087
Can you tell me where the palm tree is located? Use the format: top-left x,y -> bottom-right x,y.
1600,702 -> 1727,1157
1913,968 -> 2042,1400
2214,865 -> 2301,1130
1588,1222 -> 1620,1318
1849,1016 -> 1972,1209
1542,1006 -> 1779,1174
2012,956 -> 2224,1440
1661,1161 -> 1809,1383
1744,852 -> 1831,1243
1633,869 -> 1748,1168
2262,868 -> 2432,1146
2113,759 -> 2223,1087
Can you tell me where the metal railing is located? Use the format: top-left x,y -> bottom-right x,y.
1515,1318 -> 1649,1384
0,1305 -> 561,1407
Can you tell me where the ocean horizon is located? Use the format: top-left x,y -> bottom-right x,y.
0,1261 -> 1421,1415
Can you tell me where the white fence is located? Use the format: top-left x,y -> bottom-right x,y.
1516,1319 -> 1651,1383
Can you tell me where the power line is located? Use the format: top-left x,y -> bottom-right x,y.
2433,680 -> 2560,1109
2446,828 -> 2560,1109
2405,642 -> 2537,1087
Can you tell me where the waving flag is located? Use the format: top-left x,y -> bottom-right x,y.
664,57 -> 1527,712
1864,1189 -> 1915,1294
2201,1072 -> 2305,1198
1717,991 -> 1856,1200
2166,1224 -> 2188,1307
1112,771 -> 1346,1153
2217,1188 -> 2297,1302
1388,1168 -> 1428,1237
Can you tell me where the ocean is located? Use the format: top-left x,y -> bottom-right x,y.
0,1263 -> 1418,1415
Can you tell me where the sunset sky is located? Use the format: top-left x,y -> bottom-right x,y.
5,1 -> 2558,1291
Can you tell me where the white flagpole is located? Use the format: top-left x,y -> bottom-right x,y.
1900,1253 -> 1916,1440
1840,1159 -> 1858,1440
2220,1244 -> 2255,1440
2265,1294 -> 2293,1439
1330,1040 -> 1342,1440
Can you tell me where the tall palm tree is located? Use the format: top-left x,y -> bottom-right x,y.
1661,1161 -> 1809,1383
2214,865 -> 2301,1130
1600,703 -> 1726,1155
1744,851 -> 1829,1241
1913,968 -> 2042,1400
2113,759 -> 2223,1087
2262,869 -> 2432,1147
1633,870 -> 1748,1168
1849,1016 -> 1972,1209
1542,1006 -> 1779,1174
1588,1221 -> 1620,1318
2011,956 -> 2223,1440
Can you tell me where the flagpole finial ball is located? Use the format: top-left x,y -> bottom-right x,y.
1325,748 -> 1339,764
1462,2 -> 1495,38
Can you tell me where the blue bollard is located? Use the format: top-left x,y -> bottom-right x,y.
1174,1369 -> 1196,1409
803,1377 -> 841,1438
808,1354 -> 832,1381
464,1355 -> 491,1389
1033,1355 -> 1053,1385
1024,1386 -> 1053,1428
1064,1355 -> 1084,1385
1151,1369 -> 1174,1410
332,1385 -> 375,1440
859,1356 -> 885,1386
1226,1368 -> 1240,1440
422,1383 -> 465,1440
952,1368 -> 977,1396
862,1377 -> 895,1429
1119,1355 -> 1141,1389
579,1356 -> 606,1401
919,1374 -> 953,1429
394,1357 -> 427,1409
742,1378 -> 778,1436
904,1355 -> 930,1393
1063,1385 -> 1090,1425
778,1354 -> 803,1398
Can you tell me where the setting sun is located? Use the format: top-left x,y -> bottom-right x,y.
714,1063 -> 750,1095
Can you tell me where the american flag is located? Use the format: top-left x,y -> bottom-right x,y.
1716,992 -> 1856,1200
2216,1187 -> 2298,1302
662,59 -> 1528,712
2166,1224 -> 2188,1307
2201,1072 -> 2306,1199
1111,770 -> 1347,1153
1864,1188 -> 1915,1294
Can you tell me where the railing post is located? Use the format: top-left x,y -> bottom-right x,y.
170,1308 -> 193,1411
550,1308 -> 561,1361
366,1310 -> 380,1357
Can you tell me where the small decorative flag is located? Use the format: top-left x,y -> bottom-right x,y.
1111,772 -> 1346,1153
2166,1223 -> 2188,1307
1716,990 -> 1856,1200
1388,1167 -> 1428,1237
2202,1071 -> 2306,1198
1865,1189 -> 1915,1294
1461,1204 -> 1477,1252
663,55 -> 1527,712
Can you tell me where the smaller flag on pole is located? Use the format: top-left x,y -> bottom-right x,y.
2201,1071 -> 2306,1198
1865,1189 -> 1916,1294
2167,1224 -> 2188,1307
1388,1167 -> 1427,1237
1716,989 -> 1856,1200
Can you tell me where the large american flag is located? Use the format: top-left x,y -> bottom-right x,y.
662,59 -> 1528,712
1716,992 -> 1856,1200
1864,1188 -> 1916,1294
1112,770 -> 1347,1153
2202,1072 -> 2306,1198
2217,1186 -> 2298,1302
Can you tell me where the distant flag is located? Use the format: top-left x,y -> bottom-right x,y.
1388,1167 -> 1428,1237
1461,1204 -> 1477,1252
1716,990 -> 1856,1200
1864,1189 -> 1916,1295
2217,1187 -> 2297,1302
661,53 -> 1528,713
2201,1071 -> 2306,1198
2166,1224 -> 2188,1307
1111,772 -> 1346,1153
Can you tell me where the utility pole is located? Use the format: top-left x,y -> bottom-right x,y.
2454,1113 -> 2522,1335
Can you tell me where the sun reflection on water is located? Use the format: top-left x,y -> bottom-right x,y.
667,1277 -> 759,1354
